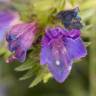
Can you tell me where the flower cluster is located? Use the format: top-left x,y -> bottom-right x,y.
0,7 -> 87,83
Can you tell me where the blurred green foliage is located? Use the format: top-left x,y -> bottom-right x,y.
0,0 -> 96,96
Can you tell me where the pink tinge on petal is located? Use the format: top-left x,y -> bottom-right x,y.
19,22 -> 38,49
6,21 -> 39,62
8,21 -> 38,37
6,55 -> 17,64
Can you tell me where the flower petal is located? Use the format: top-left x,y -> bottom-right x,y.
40,46 -> 49,65
47,45 -> 72,83
64,37 -> 87,60
0,28 -> 6,41
41,39 -> 73,83
6,22 -> 38,62
15,47 -> 27,62
20,29 -> 35,49
8,41 -> 27,62
66,29 -> 80,39
7,22 -> 37,49
0,10 -> 20,42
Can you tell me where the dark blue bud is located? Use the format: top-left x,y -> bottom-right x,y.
56,7 -> 82,29
6,34 -> 16,41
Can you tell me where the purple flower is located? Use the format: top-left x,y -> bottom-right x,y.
0,10 -> 20,42
40,26 -> 87,83
6,21 -> 38,63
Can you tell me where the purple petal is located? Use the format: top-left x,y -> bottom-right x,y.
45,26 -> 63,38
20,24 -> 36,49
40,46 -> 49,65
6,22 -> 38,62
7,22 -> 38,50
66,29 -> 80,39
8,40 -> 19,52
0,10 -> 20,42
0,10 -> 20,27
0,28 -> 6,42
8,41 -> 27,62
48,60 -> 72,83
7,23 -> 29,38
41,38 -> 73,83
64,37 -> 87,60
48,45 -> 72,83
15,47 -> 27,62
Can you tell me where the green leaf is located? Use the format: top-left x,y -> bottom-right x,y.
15,61 -> 33,71
19,70 -> 34,80
14,45 -> 47,87
29,69 -> 46,88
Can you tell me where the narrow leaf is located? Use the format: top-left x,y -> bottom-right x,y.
19,70 -> 34,80
29,69 -> 45,88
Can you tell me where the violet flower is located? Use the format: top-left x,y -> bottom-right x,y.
6,21 -> 38,63
0,10 -> 20,42
40,26 -> 87,83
